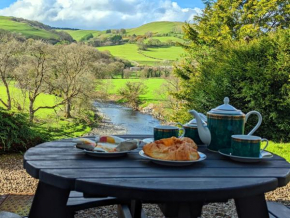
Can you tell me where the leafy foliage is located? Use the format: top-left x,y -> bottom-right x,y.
173,29 -> 290,141
0,108 -> 47,152
118,81 -> 148,110
184,0 -> 290,45
80,33 -> 94,42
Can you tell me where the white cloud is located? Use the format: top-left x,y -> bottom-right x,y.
0,0 -> 201,30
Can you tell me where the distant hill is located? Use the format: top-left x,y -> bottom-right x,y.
0,16 -> 58,39
127,21 -> 184,35
0,16 -> 185,66
60,21 -> 184,41
0,16 -> 74,43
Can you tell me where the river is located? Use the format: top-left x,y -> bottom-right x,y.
94,101 -> 160,134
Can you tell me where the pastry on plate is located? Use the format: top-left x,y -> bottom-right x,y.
143,137 -> 199,161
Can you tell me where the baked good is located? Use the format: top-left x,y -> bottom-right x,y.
96,143 -> 117,152
143,137 -> 199,161
75,138 -> 96,151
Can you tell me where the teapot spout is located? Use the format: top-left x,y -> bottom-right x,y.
189,110 -> 211,145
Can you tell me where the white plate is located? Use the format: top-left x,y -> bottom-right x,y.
218,148 -> 273,163
139,150 -> 206,166
83,149 -> 131,158
142,138 -> 154,144
75,146 -> 133,158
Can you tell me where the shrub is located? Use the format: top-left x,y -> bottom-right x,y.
173,29 -> 290,142
80,33 -> 94,42
0,108 -> 48,152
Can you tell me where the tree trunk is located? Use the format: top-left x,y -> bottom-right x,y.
65,99 -> 72,118
3,79 -> 11,110
29,99 -> 35,123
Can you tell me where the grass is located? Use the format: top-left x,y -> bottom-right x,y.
0,84 -> 93,140
60,29 -> 101,41
97,44 -> 160,64
97,44 -> 184,65
141,46 -> 184,61
266,141 -> 290,162
99,78 -> 166,104
0,16 -> 59,40
126,21 -> 184,35
144,36 -> 185,43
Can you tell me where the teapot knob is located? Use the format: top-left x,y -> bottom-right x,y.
224,97 -> 229,105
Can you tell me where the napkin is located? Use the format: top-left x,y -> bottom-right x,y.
116,140 -> 138,151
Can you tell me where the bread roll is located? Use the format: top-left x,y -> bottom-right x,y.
143,137 -> 199,161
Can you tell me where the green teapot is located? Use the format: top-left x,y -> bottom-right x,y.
189,97 -> 262,151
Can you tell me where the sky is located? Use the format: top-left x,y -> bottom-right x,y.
0,0 -> 205,30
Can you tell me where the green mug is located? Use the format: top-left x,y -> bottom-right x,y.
231,135 -> 268,157
154,124 -> 185,141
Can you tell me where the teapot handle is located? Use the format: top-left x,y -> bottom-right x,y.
245,111 -> 262,135
176,122 -> 185,138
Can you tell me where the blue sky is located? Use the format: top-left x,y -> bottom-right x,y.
0,0 -> 205,30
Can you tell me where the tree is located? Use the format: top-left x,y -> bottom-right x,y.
118,81 -> 147,110
80,33 -> 94,42
120,28 -> 126,34
14,40 -> 64,122
0,38 -> 23,110
184,0 -> 290,46
50,43 -> 100,118
106,29 -> 111,33
137,39 -> 147,50
110,35 -> 122,44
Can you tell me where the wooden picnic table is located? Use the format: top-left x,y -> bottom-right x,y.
23,135 -> 290,218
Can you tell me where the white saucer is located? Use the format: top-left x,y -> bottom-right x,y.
218,148 -> 273,163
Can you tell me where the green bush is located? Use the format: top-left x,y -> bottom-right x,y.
0,108 -> 48,152
80,33 -> 94,42
173,29 -> 290,142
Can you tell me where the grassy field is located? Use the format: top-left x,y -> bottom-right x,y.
97,44 -> 184,65
141,46 -> 184,61
0,16 -> 59,40
100,78 -> 166,104
0,85 -> 92,139
127,21 -> 184,35
61,29 -> 102,41
97,44 -> 159,64
266,142 -> 290,162
144,36 -> 185,43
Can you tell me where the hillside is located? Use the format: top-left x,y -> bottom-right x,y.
127,21 -> 184,35
0,16 -> 186,66
61,29 -> 101,41
61,21 -> 184,42
0,16 -> 60,40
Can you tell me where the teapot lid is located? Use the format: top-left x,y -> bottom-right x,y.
209,97 -> 244,115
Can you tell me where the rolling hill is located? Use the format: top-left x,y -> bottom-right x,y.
0,16 -> 60,40
126,21 -> 184,35
0,16 -> 186,66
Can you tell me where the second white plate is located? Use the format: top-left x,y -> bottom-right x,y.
139,150 -> 206,166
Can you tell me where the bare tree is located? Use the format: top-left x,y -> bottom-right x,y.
14,40 -> 66,122
51,43 -> 99,118
0,39 -> 23,110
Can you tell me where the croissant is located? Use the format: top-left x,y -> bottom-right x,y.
143,137 -> 199,161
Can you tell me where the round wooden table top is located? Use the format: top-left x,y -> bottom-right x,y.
24,135 -> 290,203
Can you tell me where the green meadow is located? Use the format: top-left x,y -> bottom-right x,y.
144,36 -> 185,43
61,29 -> 102,41
0,16 -> 59,39
141,46 -> 184,61
97,44 -> 184,65
0,85 -> 92,139
126,21 -> 184,35
100,78 -> 166,104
